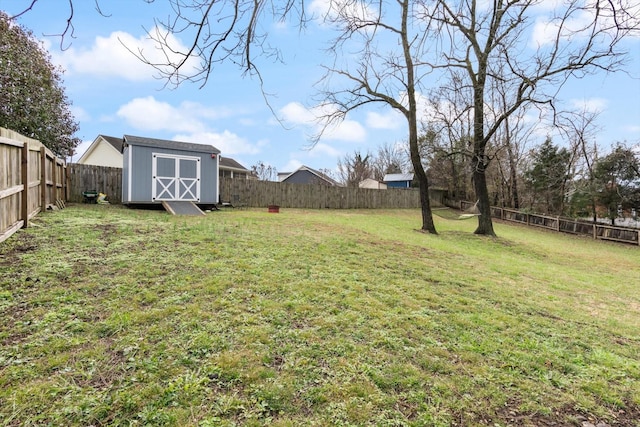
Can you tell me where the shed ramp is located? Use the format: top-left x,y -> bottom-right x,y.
161,201 -> 206,216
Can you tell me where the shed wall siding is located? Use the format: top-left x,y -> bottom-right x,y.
126,145 -> 218,204
122,147 -> 131,202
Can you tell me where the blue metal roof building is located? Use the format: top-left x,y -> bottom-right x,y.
383,173 -> 415,189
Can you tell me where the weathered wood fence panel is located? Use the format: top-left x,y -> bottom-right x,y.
63,165 -> 435,209
461,200 -> 639,246
0,128 -> 67,243
219,178 -> 426,209
67,164 -> 123,204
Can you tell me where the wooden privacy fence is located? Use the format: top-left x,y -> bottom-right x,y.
67,164 -> 122,204
461,201 -> 640,246
0,128 -> 67,243
63,166 -> 428,209
220,178 -> 425,209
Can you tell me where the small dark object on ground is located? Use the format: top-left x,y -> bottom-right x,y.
82,190 -> 98,203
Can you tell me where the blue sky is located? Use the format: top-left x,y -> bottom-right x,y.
4,1 -> 640,175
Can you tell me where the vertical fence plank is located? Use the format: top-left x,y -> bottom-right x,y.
21,143 -> 28,228
40,147 -> 46,208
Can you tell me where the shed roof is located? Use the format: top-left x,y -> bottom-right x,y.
383,173 -> 414,182
123,134 -> 220,154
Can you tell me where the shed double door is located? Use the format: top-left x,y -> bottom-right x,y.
152,153 -> 201,202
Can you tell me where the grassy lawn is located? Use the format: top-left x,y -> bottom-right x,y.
1,204 -> 639,426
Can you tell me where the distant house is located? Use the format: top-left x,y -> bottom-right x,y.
359,178 -> 387,190
383,173 -> 414,189
278,165 -> 342,186
122,134 -> 220,205
219,156 -> 255,180
77,135 -> 123,168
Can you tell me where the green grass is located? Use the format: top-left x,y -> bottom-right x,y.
1,204 -> 639,426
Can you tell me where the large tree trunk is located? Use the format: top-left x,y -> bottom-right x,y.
471,64 -> 496,236
402,0 -> 436,235
472,155 -> 496,236
415,165 -> 437,233
409,122 -> 437,234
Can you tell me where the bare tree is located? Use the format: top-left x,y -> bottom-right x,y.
337,150 -> 373,187
251,160 -> 277,181
558,108 -> 603,220
371,142 -> 409,181
310,0 -> 439,233
423,75 -> 475,202
426,0 -> 639,235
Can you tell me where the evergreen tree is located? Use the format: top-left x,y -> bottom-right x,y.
593,144 -> 640,224
0,12 -> 80,156
524,137 -> 571,215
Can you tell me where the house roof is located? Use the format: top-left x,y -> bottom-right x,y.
76,134 -> 123,164
280,165 -> 342,186
123,134 -> 220,154
383,173 -> 414,182
101,135 -> 124,152
219,156 -> 249,172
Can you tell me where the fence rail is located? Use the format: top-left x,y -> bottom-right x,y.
461,201 -> 639,246
0,128 -> 67,243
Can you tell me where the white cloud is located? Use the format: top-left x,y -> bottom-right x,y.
117,97 -> 204,133
309,0 -> 377,24
173,131 -> 260,156
569,98 -> 608,113
70,139 -> 93,161
279,101 -> 366,142
71,106 -> 91,123
530,2 -> 640,48
308,142 -> 342,158
54,28 -> 199,81
280,102 -> 316,124
116,96 -> 230,133
115,97 -> 261,155
322,119 -> 366,142
281,159 -> 303,174
366,111 -> 404,130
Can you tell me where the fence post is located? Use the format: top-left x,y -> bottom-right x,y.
40,147 -> 46,209
21,143 -> 29,228
51,157 -> 57,204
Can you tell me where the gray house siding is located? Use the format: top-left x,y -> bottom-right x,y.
122,135 -> 220,205
283,169 -> 336,186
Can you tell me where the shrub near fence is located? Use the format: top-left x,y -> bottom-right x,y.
0,128 -> 67,243
461,201 -> 640,246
